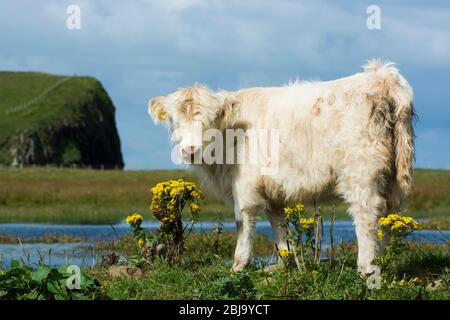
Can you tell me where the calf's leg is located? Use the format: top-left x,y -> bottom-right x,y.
339,178 -> 386,277
265,208 -> 288,259
263,208 -> 288,273
232,209 -> 257,272
230,176 -> 262,272
381,182 -> 405,252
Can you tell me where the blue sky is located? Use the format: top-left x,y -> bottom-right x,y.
1,0 -> 449,170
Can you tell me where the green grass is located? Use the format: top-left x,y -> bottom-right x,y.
89,242 -> 449,300
0,72 -> 103,143
88,227 -> 449,300
0,72 -> 116,166
0,167 -> 449,225
422,217 -> 450,230
0,168 -> 232,224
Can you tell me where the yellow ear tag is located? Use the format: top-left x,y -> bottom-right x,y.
158,112 -> 168,120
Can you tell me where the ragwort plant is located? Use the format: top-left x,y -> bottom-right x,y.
279,202 -> 325,271
278,203 -> 423,290
125,179 -> 203,266
377,213 -> 421,280
124,213 -> 147,266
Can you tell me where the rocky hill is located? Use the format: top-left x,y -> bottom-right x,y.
0,72 -> 124,168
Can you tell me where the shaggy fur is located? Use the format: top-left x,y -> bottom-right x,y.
148,60 -> 415,276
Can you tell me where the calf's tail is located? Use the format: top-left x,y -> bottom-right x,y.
364,60 -> 415,194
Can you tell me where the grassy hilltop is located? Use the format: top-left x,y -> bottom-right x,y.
0,167 -> 449,226
0,72 -> 88,139
0,72 -> 123,167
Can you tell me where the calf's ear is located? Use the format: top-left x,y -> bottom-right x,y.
148,96 -> 168,124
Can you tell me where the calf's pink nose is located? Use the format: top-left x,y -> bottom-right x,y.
182,146 -> 198,157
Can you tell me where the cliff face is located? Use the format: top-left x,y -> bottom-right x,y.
0,72 -> 124,169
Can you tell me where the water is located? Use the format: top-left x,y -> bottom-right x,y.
0,242 -> 97,268
0,221 -> 448,268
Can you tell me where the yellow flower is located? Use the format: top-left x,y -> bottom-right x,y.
378,214 -> 420,234
167,199 -> 176,211
283,202 -> 305,218
378,217 -> 390,227
294,203 -> 305,213
299,218 -> 315,230
279,249 -> 290,258
391,220 -> 407,232
191,190 -> 202,200
137,238 -> 145,248
190,203 -> 200,213
150,179 -> 203,223
125,213 -> 143,225
377,230 -> 383,240
387,213 -> 401,220
398,279 -> 408,287
411,277 -> 422,285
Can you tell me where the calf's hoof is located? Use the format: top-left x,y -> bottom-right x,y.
231,259 -> 248,272
358,264 -> 380,279
263,263 -> 284,274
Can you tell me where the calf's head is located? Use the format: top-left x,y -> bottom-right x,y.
148,85 -> 239,163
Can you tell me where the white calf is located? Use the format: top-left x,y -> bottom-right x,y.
148,60 -> 414,276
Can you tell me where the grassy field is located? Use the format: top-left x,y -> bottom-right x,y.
82,235 -> 450,300
0,167 -> 449,226
93,246 -> 449,300
89,217 -> 449,300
